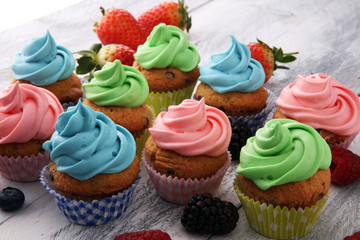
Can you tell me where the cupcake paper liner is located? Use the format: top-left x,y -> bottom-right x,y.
143,150 -> 231,205
0,152 -> 51,182
40,164 -> 141,226
326,130 -> 359,149
146,82 -> 196,116
233,178 -> 329,239
135,105 -> 156,159
229,89 -> 277,135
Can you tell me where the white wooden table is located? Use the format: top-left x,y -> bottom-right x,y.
0,0 -> 359,239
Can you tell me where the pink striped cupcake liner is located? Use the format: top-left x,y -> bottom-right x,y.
143,150 -> 231,205
325,130 -> 359,149
0,152 -> 51,182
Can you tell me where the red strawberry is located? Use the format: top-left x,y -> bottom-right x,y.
330,147 -> 360,186
114,229 -> 171,240
247,39 -> 298,83
95,7 -> 146,50
74,43 -> 135,81
137,0 -> 192,37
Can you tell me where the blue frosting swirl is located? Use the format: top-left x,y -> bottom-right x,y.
43,102 -> 136,180
11,30 -> 75,86
198,35 -> 265,93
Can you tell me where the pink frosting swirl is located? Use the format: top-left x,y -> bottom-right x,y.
276,73 -> 360,135
0,82 -> 63,143
149,98 -> 231,156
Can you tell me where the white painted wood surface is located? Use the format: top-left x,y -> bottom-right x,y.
0,0 -> 359,239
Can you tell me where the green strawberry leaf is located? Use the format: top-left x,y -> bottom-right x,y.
276,66 -> 290,70
90,43 -> 102,54
277,55 -> 297,63
73,50 -> 96,58
274,48 -> 284,60
76,56 -> 96,74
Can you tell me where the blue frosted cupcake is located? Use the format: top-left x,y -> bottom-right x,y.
195,35 -> 276,134
11,30 -> 83,109
40,102 -> 140,225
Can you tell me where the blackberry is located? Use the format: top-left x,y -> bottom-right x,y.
181,193 -> 239,234
228,121 -> 253,161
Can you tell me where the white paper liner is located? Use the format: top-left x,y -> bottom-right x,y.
0,152 -> 50,182
143,150 -> 231,205
40,164 -> 141,226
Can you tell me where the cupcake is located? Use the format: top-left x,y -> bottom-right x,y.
195,35 -> 276,133
40,102 -> 140,225
0,82 -> 63,181
274,73 -> 360,148
10,30 -> 83,108
82,59 -> 153,158
234,119 -> 331,239
143,98 -> 231,204
133,23 -> 200,115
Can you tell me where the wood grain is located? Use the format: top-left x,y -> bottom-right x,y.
0,0 -> 359,239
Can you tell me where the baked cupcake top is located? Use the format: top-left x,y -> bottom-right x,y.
11,30 -> 75,86
134,23 -> 200,72
149,98 -> 231,157
0,82 -> 63,144
82,60 -> 149,107
276,73 -> 360,135
198,35 -> 265,93
42,102 -> 136,180
236,119 -> 331,190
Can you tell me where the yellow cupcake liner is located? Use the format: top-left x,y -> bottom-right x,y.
233,178 -> 329,239
135,105 -> 155,160
146,82 -> 196,116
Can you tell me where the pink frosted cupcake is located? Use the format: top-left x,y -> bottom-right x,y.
143,98 -> 231,204
274,73 -> 360,148
0,82 -> 63,181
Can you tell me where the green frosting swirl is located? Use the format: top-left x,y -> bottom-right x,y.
134,23 -> 200,72
236,119 -> 331,190
82,60 -> 149,107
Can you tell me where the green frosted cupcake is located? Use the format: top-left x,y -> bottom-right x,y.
82,59 -> 154,158
133,23 -> 200,116
234,119 -> 332,239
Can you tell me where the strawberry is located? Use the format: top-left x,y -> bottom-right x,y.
247,39 -> 298,83
74,43 -> 135,81
95,7 -> 146,50
137,0 -> 192,37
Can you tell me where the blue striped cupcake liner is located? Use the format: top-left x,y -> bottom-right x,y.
40,163 -> 141,226
228,89 -> 277,135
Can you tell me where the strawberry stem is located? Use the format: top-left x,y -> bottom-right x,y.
178,0 -> 192,32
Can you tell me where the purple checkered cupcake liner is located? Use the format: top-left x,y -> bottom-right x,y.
143,150 -> 231,205
0,152 -> 50,182
228,89 -> 276,135
40,163 -> 141,226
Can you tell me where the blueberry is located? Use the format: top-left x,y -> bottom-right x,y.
0,187 -> 25,211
